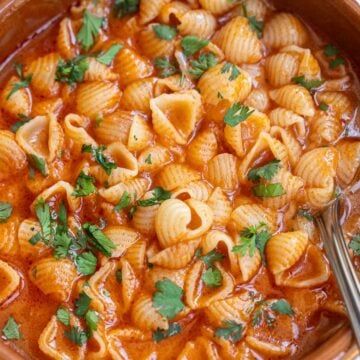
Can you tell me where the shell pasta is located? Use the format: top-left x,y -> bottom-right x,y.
0,0 -> 359,359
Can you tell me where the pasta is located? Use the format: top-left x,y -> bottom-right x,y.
0,1 -> 357,358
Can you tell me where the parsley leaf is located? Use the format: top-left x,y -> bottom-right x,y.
28,154 -> 48,176
330,57 -> 345,69
319,102 -> 329,111
154,57 -> 179,78
114,191 -> 131,212
144,154 -> 152,164
0,202 -> 12,223
85,310 -> 99,332
221,62 -> 240,81
242,4 -> 263,38
198,249 -> 224,268
34,199 -> 53,244
252,183 -> 286,198
189,52 -> 218,78
56,307 -> 70,326
153,24 -> 177,41
73,171 -> 96,197
53,231 -> 72,259
224,103 -> 255,127
138,187 -> 171,207
153,278 -> 185,319
10,114 -> 31,133
2,316 -> 21,340
271,299 -> 294,316
292,76 -> 323,91
298,209 -> 314,221
324,44 -> 340,57
153,323 -> 181,342
248,160 -> 281,182
76,252 -> 97,275
215,321 -> 243,343
64,326 -> 88,346
82,223 -> 116,257
6,63 -> 32,100
349,234 -> 360,256
181,36 -> 209,57
82,144 -> 117,175
113,0 -> 139,18
96,44 -> 123,65
75,292 -> 91,318
77,10 -> 103,51
56,56 -> 89,85
202,267 -> 222,287
115,269 -> 122,283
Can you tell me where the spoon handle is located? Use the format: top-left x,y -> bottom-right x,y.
317,198 -> 360,347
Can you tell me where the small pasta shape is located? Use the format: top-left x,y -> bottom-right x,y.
32,98 -> 63,117
148,239 -> 200,269
114,48 -> 153,87
237,0 -> 268,20
25,52 -> 61,97
127,115 -> 153,152
0,131 -> 27,181
206,187 -> 232,225
212,16 -> 262,64
159,1 -> 190,23
266,231 -> 308,275
269,84 -> 315,117
138,145 -> 172,172
172,180 -> 211,202
146,267 -> 187,289
124,240 -> 147,273
187,129 -> 218,168
205,153 -> 239,191
157,163 -> 201,190
246,335 -> 291,357
84,57 -> 119,81
63,113 -> 97,156
29,257 -> 78,301
198,62 -> 252,106
316,91 -> 354,120
199,0 -> 237,15
265,52 -> 299,87
243,89 -> 270,112
263,13 -> 308,49
0,219 -> 19,256
178,10 -> 217,39
75,81 -> 120,119
120,77 -> 156,115
150,90 -> 202,145
138,24 -> 176,59
336,140 -> 360,186
0,260 -> 20,305
99,178 -> 150,204
0,76 -> 32,117
103,226 -> 140,258
139,0 -> 171,24
57,18 -> 77,59
155,198 -> 213,248
132,198 -> 159,236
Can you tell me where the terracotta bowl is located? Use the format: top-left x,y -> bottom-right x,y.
0,0 -> 359,358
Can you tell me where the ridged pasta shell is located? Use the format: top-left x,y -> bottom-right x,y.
212,16 -> 262,64
155,198 -> 213,248
0,260 -> 20,305
131,199 -> 159,236
32,181 -> 80,213
266,231 -> 308,275
139,0 -> 171,24
32,98 -> 63,117
157,163 -> 201,190
57,17 -> 77,59
172,180 -> 212,202
178,337 -> 220,359
29,258 -> 78,301
75,81 -> 120,119
199,0 -> 237,15
103,226 -> 140,258
25,52 -> 60,97
64,113 -> 97,156
269,84 -> 315,117
237,0 -> 268,20
178,10 -> 217,39
131,294 -> 168,330
99,177 -> 150,204
316,91 -> 354,120
187,129 -> 218,168
231,204 -> 277,233
127,115 -> 153,152
154,74 -> 194,96
205,153 -> 239,191
336,140 -> 360,186
238,249 -> 262,282
138,24 -> 176,59
207,187 -> 232,225
94,110 -> 133,145
263,13 -> 308,49
138,145 -> 173,173
146,267 -> 188,289
198,62 -> 252,106
150,90 -> 202,145
84,57 -> 119,81
244,88 -> 270,112
114,48 -> 153,87
121,259 -> 139,312
0,131 -> 27,181
149,239 -> 200,269
124,239 -> 147,273
0,76 -> 32,117
87,322 -> 109,360
269,107 -> 306,139
159,1 -> 190,23
265,53 -> 299,87
16,114 -> 64,165
246,335 -> 291,357
121,77 -> 156,115
0,219 -> 19,256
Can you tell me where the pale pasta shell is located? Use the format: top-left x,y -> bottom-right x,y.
265,52 -> 299,87
57,17 -> 77,59
178,10 -> 217,39
103,226 -> 140,258
124,239 -> 147,273
172,180 -> 212,202
159,1 -> 190,23
84,57 -> 119,81
336,140 -> 360,186
246,336 -> 291,357
243,88 -> 270,112
237,0 -> 268,20
199,0 -> 236,15
32,98 -> 63,117
0,260 -> 20,305
316,91 -> 354,120
269,107 -> 306,139
132,201 -> 159,236
127,115 -> 153,152
206,187 -> 232,225
0,219 -> 19,257
138,145 -> 172,173
139,0 -> 171,24
157,163 -> 201,190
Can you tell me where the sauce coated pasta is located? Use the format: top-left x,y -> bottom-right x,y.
0,0 -> 359,359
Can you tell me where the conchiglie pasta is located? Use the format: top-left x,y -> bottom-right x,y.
177,10 -> 217,39
84,57 -> 119,81
157,163 -> 201,190
336,140 -> 360,186
0,260 -> 20,305
29,258 -> 78,302
172,180 -> 211,202
124,239 -> 147,273
212,16 -> 262,64
243,88 -> 270,112
263,13 -> 308,49
316,91 -> 354,120
0,219 -> 19,256
206,187 -> 232,225
103,226 -> 140,258
159,1 -> 190,23
237,0 -> 268,20
32,98 -> 63,117
265,53 -> 299,87
57,18 -> 77,59
199,0 -> 237,15
139,0 -> 171,24
138,145 -> 172,172
127,115 -> 153,152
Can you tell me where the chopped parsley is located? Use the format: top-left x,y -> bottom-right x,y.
137,187 -> 171,207
144,154 -> 152,164
85,310 -> 99,332
10,114 -> 31,133
252,299 -> 294,327
77,10 -> 103,51
28,154 -> 47,176
271,299 -> 294,315
319,102 -> 329,111
181,36 -> 209,57
75,292 -> 91,318
196,249 -> 224,268
2,316 -> 22,340
0,202 -> 12,223
323,44 -> 345,69
113,0 -> 139,18
154,57 -> 179,78
330,57 -> 345,69
252,183 -> 286,198
114,191 -> 131,212
55,56 -> 89,85
298,209 -> 314,221
248,160 -> 281,182
82,144 -> 117,175
82,223 -> 116,257
64,326 -> 88,346
115,269 -> 122,283
6,63 -> 32,100
96,44 -> 123,65
324,44 -> 340,57
221,62 -> 240,81
242,4 -> 263,38
152,278 -> 185,319
189,52 -> 218,78
153,24 -> 177,41
73,171 -> 97,197
76,251 -> 97,275
292,75 -> 323,91
201,267 -> 222,287
224,103 -> 254,127
153,323 -> 181,342
56,307 -> 70,326
349,234 -> 360,256
215,320 -> 243,343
